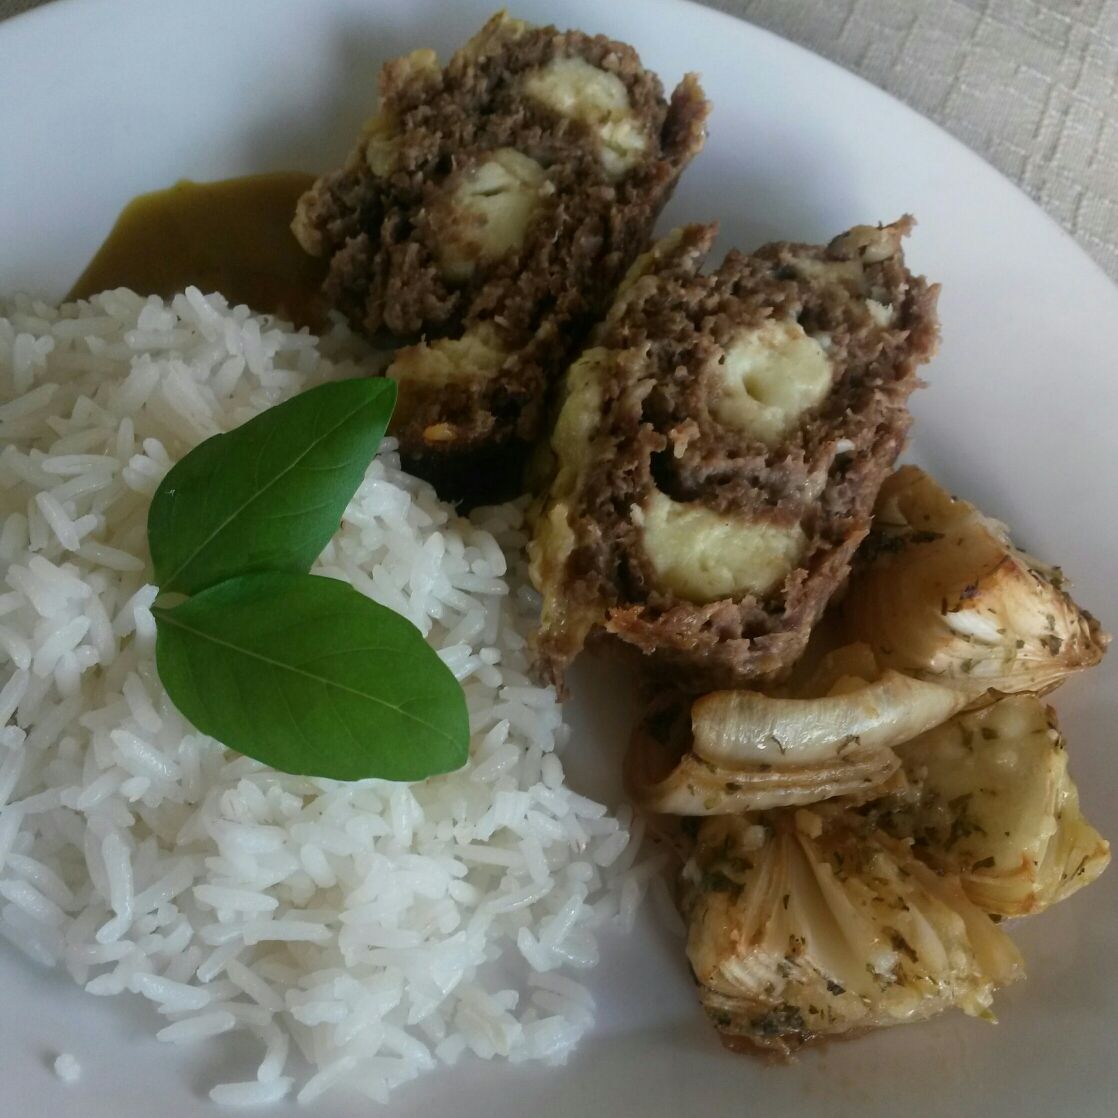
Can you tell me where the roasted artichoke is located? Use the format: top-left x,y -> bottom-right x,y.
839,466 -> 1108,696
628,464 -> 1109,1057
625,659 -> 966,815
867,694 -> 1110,917
682,812 -> 1024,1056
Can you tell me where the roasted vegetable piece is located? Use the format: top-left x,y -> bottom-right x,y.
868,695 -> 1110,917
626,705 -> 899,816
682,812 -> 1024,1056
839,466 -> 1108,696
625,662 -> 965,815
692,670 -> 967,766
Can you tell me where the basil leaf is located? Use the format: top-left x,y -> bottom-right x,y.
148,378 -> 396,596
153,571 -> 468,781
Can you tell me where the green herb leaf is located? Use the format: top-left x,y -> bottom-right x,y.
148,378 -> 396,596
153,571 -> 468,781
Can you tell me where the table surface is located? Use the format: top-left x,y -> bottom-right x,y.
3,0 -> 1116,283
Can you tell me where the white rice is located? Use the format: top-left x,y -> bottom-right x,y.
53,1052 -> 82,1083
0,288 -> 655,1105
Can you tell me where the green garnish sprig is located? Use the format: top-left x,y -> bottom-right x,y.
146,379 -> 468,782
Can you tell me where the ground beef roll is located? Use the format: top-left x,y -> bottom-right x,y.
292,12 -> 709,500
528,219 -> 940,690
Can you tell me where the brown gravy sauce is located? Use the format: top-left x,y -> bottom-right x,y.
69,172 -> 327,330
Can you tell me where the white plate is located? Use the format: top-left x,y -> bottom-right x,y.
1,0 -> 1116,1114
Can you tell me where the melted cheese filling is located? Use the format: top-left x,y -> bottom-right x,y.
711,319 -> 833,443
523,57 -> 648,178
640,493 -> 805,603
436,149 -> 546,283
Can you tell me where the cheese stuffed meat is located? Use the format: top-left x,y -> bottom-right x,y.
530,219 -> 940,689
294,13 -> 709,498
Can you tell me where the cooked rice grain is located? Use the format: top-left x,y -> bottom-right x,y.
0,288 -> 646,1103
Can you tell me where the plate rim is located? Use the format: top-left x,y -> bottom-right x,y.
0,1 -> 1115,1115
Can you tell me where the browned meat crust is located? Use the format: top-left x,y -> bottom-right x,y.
294,13 -> 709,500
530,219 -> 940,691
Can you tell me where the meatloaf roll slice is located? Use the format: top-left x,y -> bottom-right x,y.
529,219 -> 940,690
293,12 -> 709,500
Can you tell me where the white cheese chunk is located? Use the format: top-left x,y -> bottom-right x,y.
641,492 -> 806,603
523,56 -> 648,177
711,319 -> 833,443
437,149 -> 546,283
